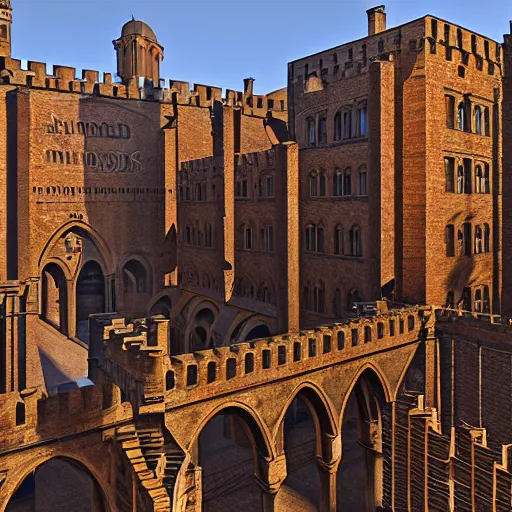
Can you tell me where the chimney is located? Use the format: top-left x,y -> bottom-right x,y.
367,5 -> 386,36
243,77 -> 255,96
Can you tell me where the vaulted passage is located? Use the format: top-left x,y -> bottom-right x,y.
337,370 -> 388,511
6,458 -> 107,512
196,408 -> 267,511
41,263 -> 68,335
76,261 -> 105,343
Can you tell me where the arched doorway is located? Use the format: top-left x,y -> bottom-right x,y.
76,261 -> 105,343
122,259 -> 150,316
189,307 -> 216,351
6,457 -> 108,512
41,263 -> 68,335
149,296 -> 172,319
337,370 -> 388,511
196,408 -> 267,511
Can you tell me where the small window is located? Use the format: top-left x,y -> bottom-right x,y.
245,353 -> 255,374
484,108 -> 490,136
474,106 -> 482,135
431,19 -> 438,39
348,48 -> 353,60
364,326 -> 372,342
334,112 -> 342,141
293,342 -> 302,362
484,223 -> 490,252
334,225 -> 344,256
308,338 -> 317,357
445,224 -> 455,257
226,358 -> 237,379
399,319 -> 405,334
358,106 -> 367,137
377,322 -> 384,339
488,62 -> 495,75
207,362 -> 216,383
262,349 -> 271,369
444,157 -> 455,192
407,315 -> 415,331
378,39 -> 384,53
457,29 -> 463,49
358,166 -> 367,196
343,110 -> 352,139
471,34 -> 477,54
267,99 -> 274,110
257,97 -> 263,109
484,40 -> 490,59
319,117 -> 327,144
278,346 -> 287,365
350,225 -> 362,257
166,370 -> 175,390
474,225 -> 483,254
187,365 -> 198,386
351,328 -> 359,347
323,335 -> 331,354
458,66 -> 465,78
16,403 -> 25,426
337,331 -> 345,350
307,117 -> 316,146
445,95 -> 455,129
389,320 -> 395,336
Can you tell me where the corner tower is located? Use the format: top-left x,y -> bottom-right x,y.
0,0 -> 12,58
113,18 -> 164,85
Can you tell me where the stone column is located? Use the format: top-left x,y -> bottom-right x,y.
317,433 -> 341,512
255,455 -> 287,512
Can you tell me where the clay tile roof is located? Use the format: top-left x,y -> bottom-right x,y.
121,19 -> 158,43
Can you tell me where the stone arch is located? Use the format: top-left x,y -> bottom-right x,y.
148,293 -> 173,319
4,455 -> 114,512
119,254 -> 153,316
338,366 -> 391,511
41,261 -> 69,335
184,299 -> 220,352
229,314 -> 273,343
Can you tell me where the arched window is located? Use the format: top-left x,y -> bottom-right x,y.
303,285 -> 310,310
474,289 -> 482,312
319,116 -> 327,144
357,105 -> 367,137
350,225 -> 362,256
235,178 -> 249,198
306,224 -> 316,252
444,157 -> 455,192
185,225 -> 192,245
205,223 -> 213,248
313,282 -> 325,313
260,224 -> 274,252
484,107 -> 490,136
334,111 -> 342,141
195,183 -> 203,201
457,102 -> 465,131
307,117 -> 316,146
333,287 -> 342,317
333,169 -> 343,196
457,28 -> 463,49
484,223 -> 490,252
474,225 -> 483,254
309,171 -> 318,197
258,282 -> 272,304
244,224 -> 254,250
445,95 -> 455,128
474,106 -> 482,135
319,171 -> 327,196
457,229 -> 464,256
344,168 -> 352,196
334,224 -> 344,255
457,165 -> 464,194
0,25 -> 7,40
483,285 -> 490,313
358,166 -> 367,196
483,164 -> 490,193
445,224 -> 455,257
343,109 -> 352,139
317,225 -> 325,253
462,222 -> 472,256
475,165 -> 483,194
123,259 -> 147,293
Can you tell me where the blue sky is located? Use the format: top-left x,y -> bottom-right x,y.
11,0 -> 512,94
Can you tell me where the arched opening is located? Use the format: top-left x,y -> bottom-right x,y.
149,296 -> 172,319
122,259 -> 150,316
196,408 -> 268,511
337,369 -> 388,511
6,457 -> 108,512
189,307 -> 216,352
76,261 -> 105,344
41,263 -> 68,335
276,389 -> 335,511
245,324 -> 271,341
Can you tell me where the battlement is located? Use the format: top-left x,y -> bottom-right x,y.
0,57 -> 287,111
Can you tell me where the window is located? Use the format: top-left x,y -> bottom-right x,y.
317,225 -> 325,252
457,28 -> 463,49
444,24 -> 450,43
474,289 -> 482,312
308,338 -> 317,357
484,164 -> 490,193
348,47 -> 353,60
278,346 -> 287,365
462,222 -> 472,256
185,185 -> 191,200
333,288 -> 342,317
307,117 -> 316,146
333,169 -> 343,196
319,116 -> 327,144
0,25 -> 6,40
431,19 -> 438,39
236,179 -> 248,198
262,350 -> 271,369
309,171 -> 318,197
378,39 -> 384,53
350,225 -> 362,256
475,165 -> 483,194
463,159 -> 472,193
306,224 -> 316,252
323,335 -> 331,354
457,165 -> 464,194
461,287 -> 471,310
205,223 -> 213,248
484,40 -> 490,59
351,328 -> 359,347
226,358 -> 237,379
166,371 -> 175,390
195,183 -> 203,201
377,322 -> 384,339
343,168 -> 352,196
207,362 -> 216,383
261,175 -> 274,197
445,95 -> 455,129
319,171 -> 326,196
245,353 -> 254,374
123,259 -> 147,293
187,365 -> 198,386
260,224 -> 274,252
483,285 -> 490,313
408,315 -> 415,331
313,282 -> 325,313
337,331 -> 345,350
484,223 -> 490,252
364,326 -> 373,343
457,102 -> 465,130
334,225 -> 344,255
484,107 -> 490,136
471,34 -> 477,54
357,105 -> 367,137
445,157 -> 455,192
16,402 -> 25,426
358,166 -> 367,196
389,319 -> 395,336
343,110 -> 352,139
241,224 -> 254,250
445,224 -> 455,257
474,225 -> 483,254
334,111 -> 342,141
474,106 -> 482,135
293,342 -> 302,362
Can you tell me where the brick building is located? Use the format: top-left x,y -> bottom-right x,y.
0,1 -> 512,511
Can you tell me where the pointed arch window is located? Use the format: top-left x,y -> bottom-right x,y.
343,109 -> 352,139
334,111 -> 342,141
358,166 -> 367,196
343,168 -> 352,196
313,282 -> 326,313
333,169 -> 343,196
307,117 -> 316,146
474,106 -> 482,135
457,103 -> 465,131
474,225 -> 483,254
309,171 -> 318,197
475,165 -> 483,194
334,224 -> 344,255
357,104 -> 367,137
350,225 -> 362,257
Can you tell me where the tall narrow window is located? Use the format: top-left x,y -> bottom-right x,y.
457,229 -> 464,256
319,116 -> 327,144
319,171 -> 327,196
307,117 -> 315,146
334,225 -> 344,255
245,225 -> 254,250
475,165 -> 483,194
358,105 -> 367,137
309,171 -> 318,197
306,224 -> 316,252
484,223 -> 490,252
484,107 -> 490,136
471,34 -> 477,54
343,168 -> 352,196
317,226 -> 325,253
350,225 -> 362,256
463,222 -> 472,256
457,102 -> 465,131
333,169 -> 343,196
474,225 -> 483,254
457,28 -> 463,49
484,40 -> 490,59
445,95 -> 455,129
334,111 -> 342,141
474,106 -> 482,135
463,159 -> 472,194
483,285 -> 490,313
484,164 -> 490,193
343,110 -> 352,139
457,165 -> 464,194
313,282 -> 326,313
445,224 -> 455,257
445,157 -> 455,192
358,166 -> 367,196
474,289 -> 482,312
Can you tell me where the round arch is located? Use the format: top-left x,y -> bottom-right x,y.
5,455 -> 114,512
40,261 -> 69,336
183,298 -> 220,352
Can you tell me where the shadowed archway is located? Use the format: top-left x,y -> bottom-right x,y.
76,261 -> 105,344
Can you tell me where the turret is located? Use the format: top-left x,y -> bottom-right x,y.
113,18 -> 164,86
0,0 -> 12,58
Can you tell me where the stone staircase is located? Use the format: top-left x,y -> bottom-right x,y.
116,423 -> 185,511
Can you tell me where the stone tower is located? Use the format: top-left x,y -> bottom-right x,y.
113,18 -> 164,86
0,0 -> 12,58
